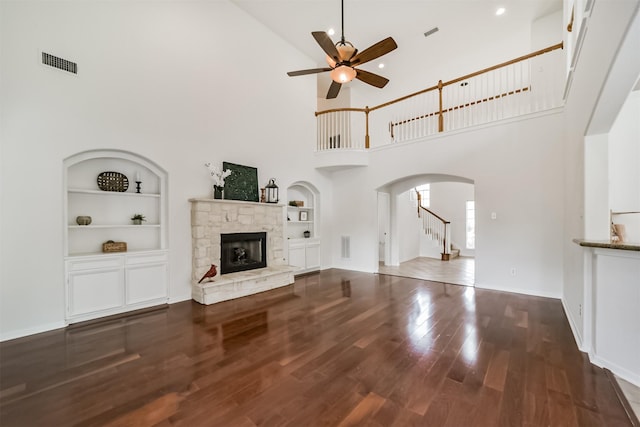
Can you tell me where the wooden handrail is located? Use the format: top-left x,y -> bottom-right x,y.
567,6 -> 574,32
416,190 -> 449,223
366,42 -> 563,112
441,42 -> 563,88
315,42 -> 563,147
419,205 -> 450,224
315,107 -> 368,117
417,191 -> 450,258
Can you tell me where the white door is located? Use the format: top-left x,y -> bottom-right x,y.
377,192 -> 391,265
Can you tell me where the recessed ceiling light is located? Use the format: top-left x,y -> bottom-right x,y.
496,7 -> 506,16
328,28 -> 335,36
378,63 -> 385,69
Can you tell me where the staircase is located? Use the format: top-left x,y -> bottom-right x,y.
449,243 -> 460,260
417,191 -> 453,261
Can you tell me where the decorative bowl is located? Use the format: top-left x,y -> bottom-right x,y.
76,216 -> 92,226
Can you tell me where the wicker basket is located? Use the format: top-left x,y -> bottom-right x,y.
97,171 -> 129,192
102,241 -> 127,253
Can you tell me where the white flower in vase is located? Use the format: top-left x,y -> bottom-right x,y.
205,163 -> 232,198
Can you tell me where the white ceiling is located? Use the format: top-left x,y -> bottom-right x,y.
231,0 -> 563,97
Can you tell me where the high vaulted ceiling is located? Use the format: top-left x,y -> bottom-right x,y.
231,0 -> 563,98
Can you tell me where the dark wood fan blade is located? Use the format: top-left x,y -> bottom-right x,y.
327,81 -> 342,99
312,31 -> 340,62
287,68 -> 332,77
350,37 -> 397,66
355,69 -> 389,88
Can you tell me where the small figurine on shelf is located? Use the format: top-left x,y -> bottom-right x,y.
131,213 -> 146,225
135,171 -> 142,193
198,264 -> 218,283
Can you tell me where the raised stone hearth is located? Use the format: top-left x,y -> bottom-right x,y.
189,198 -> 295,304
192,265 -> 295,305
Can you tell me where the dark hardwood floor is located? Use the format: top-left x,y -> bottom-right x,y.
0,269 -> 632,426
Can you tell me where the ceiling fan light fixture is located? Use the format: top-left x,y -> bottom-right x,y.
326,55 -> 337,68
337,43 -> 356,61
330,65 -> 356,83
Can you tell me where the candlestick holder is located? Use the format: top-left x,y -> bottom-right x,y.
135,181 -> 142,194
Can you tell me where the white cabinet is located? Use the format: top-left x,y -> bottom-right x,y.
67,264 -> 124,317
126,255 -> 168,305
286,182 -> 321,273
305,241 -> 321,270
288,239 -> 320,274
63,150 -> 168,324
288,242 -> 307,269
65,251 -> 168,323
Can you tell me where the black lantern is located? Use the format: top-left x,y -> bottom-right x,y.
265,178 -> 279,203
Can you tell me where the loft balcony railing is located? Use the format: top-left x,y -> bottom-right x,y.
315,42 -> 564,151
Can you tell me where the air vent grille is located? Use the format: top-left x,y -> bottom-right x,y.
42,52 -> 77,74
341,236 -> 351,259
424,27 -> 439,38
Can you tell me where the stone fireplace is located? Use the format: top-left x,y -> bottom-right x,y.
189,198 -> 295,305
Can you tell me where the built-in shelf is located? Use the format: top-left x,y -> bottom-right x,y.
287,206 -> 314,210
64,150 -> 169,325
68,188 -> 160,198
68,224 -> 161,229
65,249 -> 166,259
286,183 -> 320,273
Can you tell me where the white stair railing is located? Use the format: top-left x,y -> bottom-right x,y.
417,192 -> 451,259
315,42 -> 564,151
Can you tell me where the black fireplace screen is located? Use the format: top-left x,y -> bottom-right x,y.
220,232 -> 267,274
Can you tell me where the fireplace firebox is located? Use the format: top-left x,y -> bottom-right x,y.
220,232 -> 267,274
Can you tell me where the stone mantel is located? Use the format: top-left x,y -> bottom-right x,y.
188,198 -> 285,208
189,198 -> 294,305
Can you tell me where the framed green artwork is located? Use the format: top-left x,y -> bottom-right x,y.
222,162 -> 259,202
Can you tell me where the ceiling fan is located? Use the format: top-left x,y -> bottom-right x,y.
286,0 -> 398,99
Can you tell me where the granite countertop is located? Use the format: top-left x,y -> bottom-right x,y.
573,238 -> 640,251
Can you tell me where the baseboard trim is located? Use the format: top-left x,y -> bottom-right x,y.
605,368 -> 640,427
67,304 -> 169,330
0,321 -> 67,343
474,282 -> 561,300
591,355 -> 640,388
561,297 -> 585,351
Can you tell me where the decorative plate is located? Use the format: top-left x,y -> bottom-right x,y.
97,171 -> 129,192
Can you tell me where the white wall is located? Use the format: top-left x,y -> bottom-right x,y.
331,111 -> 565,298
609,91 -> 640,242
584,133 -> 610,240
396,192 -> 420,263
562,0 -> 640,349
0,1 -> 330,340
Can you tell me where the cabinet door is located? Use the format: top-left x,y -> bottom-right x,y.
126,263 -> 168,305
289,243 -> 306,268
305,243 -> 321,269
68,268 -> 124,317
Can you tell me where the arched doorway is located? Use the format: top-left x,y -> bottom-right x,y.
376,174 -> 475,286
